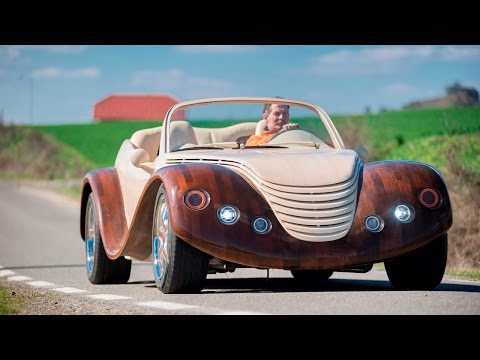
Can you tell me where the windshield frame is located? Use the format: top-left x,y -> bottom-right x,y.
159,97 -> 345,154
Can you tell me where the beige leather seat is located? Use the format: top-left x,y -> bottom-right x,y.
169,120 -> 198,151
130,126 -> 162,161
255,119 -> 267,135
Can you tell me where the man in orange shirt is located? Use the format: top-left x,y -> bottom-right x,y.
245,102 -> 299,146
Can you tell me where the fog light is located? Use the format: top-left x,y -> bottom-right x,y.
364,215 -> 384,232
252,217 -> 272,234
217,205 -> 240,225
394,204 -> 415,223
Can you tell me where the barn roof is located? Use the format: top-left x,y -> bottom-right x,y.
93,94 -> 183,121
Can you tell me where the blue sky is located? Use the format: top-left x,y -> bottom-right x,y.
1,45 -> 479,125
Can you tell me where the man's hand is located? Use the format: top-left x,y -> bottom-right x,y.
282,123 -> 299,131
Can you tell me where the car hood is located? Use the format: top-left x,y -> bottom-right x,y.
164,147 -> 362,242
165,147 -> 359,187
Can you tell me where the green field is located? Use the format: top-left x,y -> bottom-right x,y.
30,105 -> 480,169
333,105 -> 480,161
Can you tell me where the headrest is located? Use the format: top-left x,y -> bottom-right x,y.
255,119 -> 267,135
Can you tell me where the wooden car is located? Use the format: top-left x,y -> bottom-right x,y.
80,97 -> 452,293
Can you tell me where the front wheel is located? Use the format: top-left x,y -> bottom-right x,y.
152,185 -> 209,294
84,193 -> 131,284
385,233 -> 448,290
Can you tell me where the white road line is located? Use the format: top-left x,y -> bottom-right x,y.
0,270 -> 16,277
53,287 -> 87,294
26,280 -> 55,287
87,294 -> 131,301
214,310 -> 271,315
7,275 -> 32,281
137,301 -> 198,310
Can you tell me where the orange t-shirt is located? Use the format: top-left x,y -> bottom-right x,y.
245,130 -> 277,146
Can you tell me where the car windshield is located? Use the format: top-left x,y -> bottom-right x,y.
165,99 -> 339,152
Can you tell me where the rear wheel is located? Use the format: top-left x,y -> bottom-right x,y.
84,193 -> 131,284
291,269 -> 334,284
385,233 -> 448,290
152,185 -> 209,294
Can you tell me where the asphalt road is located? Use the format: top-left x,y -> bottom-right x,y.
1,181 -> 479,315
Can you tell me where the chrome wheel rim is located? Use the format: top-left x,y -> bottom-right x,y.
153,196 -> 169,281
85,198 -> 96,274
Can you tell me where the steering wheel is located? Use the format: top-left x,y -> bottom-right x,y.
268,129 -> 322,144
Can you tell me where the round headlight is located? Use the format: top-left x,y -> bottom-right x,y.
251,217 -> 272,234
183,189 -> 210,210
419,187 -> 442,209
217,205 -> 240,225
394,204 -> 415,223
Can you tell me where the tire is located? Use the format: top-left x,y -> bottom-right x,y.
152,185 -> 209,294
385,233 -> 448,290
291,269 -> 334,284
84,193 -> 131,284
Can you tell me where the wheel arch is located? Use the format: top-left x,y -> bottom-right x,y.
80,181 -> 92,241
121,175 -> 164,260
79,168 -> 128,259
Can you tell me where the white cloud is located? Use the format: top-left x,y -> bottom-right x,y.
14,45 -> 88,54
32,67 -> 61,78
131,68 -> 238,99
383,83 -> 415,94
175,45 -> 258,54
309,46 -> 435,76
0,45 -> 88,65
132,69 -> 185,91
308,45 -> 480,76
65,67 -> 100,78
0,46 -> 19,64
31,66 -> 100,79
439,45 -> 480,61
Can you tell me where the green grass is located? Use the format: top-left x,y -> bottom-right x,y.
27,106 -> 480,168
0,285 -> 24,314
32,119 -> 259,168
445,268 -> 480,281
332,105 -> 480,160
0,126 -> 96,180
387,133 -> 480,179
31,122 -> 159,168
374,264 -> 480,281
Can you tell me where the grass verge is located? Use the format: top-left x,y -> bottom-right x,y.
0,285 -> 25,315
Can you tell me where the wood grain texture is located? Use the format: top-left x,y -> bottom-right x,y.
157,161 -> 452,269
81,168 -> 127,258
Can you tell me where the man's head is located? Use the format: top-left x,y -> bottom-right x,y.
263,103 -> 290,132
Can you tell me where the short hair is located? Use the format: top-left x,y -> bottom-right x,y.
263,96 -> 289,115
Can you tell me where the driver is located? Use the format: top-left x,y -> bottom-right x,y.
245,101 -> 299,146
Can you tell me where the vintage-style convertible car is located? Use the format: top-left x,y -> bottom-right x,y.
80,97 -> 452,293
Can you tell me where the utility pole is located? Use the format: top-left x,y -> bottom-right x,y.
19,74 -> 34,124
29,77 -> 34,124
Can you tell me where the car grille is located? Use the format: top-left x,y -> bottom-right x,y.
166,157 -> 362,242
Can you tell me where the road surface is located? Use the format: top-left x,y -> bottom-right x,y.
1,181 -> 479,315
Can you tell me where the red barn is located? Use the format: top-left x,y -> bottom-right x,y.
93,94 -> 185,122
